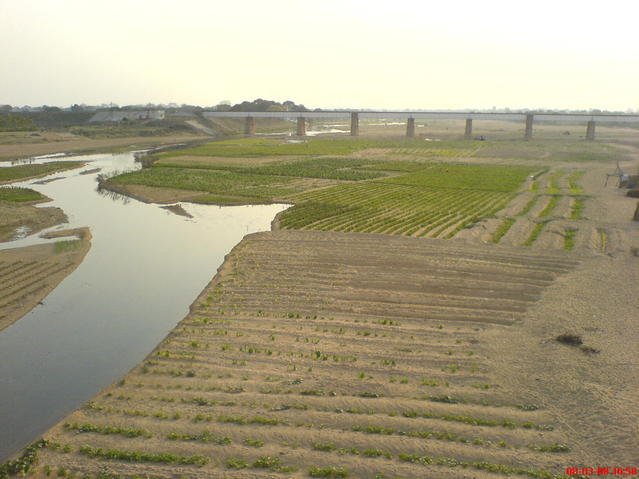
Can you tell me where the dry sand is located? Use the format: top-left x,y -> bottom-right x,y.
0,228 -> 91,332
24,229 -> 635,478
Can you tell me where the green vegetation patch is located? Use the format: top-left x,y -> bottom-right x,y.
110,167 -> 299,200
0,113 -> 36,132
491,218 -> 516,243
517,195 -> 539,216
156,156 -> 387,181
570,197 -> 585,219
0,161 -> 82,183
538,196 -> 559,217
280,164 -> 532,238
53,240 -> 81,253
309,466 -> 349,478
563,229 -> 577,251
568,171 -> 584,194
0,187 -> 44,202
523,221 -> 548,246
0,439 -> 48,477
380,164 -> 534,192
158,137 -> 477,159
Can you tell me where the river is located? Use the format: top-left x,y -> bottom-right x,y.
0,151 -> 289,461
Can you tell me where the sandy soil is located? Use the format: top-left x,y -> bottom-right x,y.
25,230 -> 603,478
0,134 -> 207,162
0,228 -> 91,332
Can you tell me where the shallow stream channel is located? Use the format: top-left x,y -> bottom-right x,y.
0,151 -> 289,461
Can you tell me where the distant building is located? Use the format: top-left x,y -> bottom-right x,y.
89,110 -> 165,122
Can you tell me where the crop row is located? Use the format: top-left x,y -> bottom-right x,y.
155,157 -> 388,181
280,182 -> 514,239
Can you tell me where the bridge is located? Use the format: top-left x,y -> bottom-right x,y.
203,111 -> 639,140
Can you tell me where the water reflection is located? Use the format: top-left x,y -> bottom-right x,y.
0,151 -> 289,460
95,183 -> 133,205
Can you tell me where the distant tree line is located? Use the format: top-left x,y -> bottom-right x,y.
215,99 -> 308,112
0,113 -> 36,131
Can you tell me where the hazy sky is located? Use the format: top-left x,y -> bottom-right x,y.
2,0 -> 638,110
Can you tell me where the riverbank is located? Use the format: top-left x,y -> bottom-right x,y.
0,228 -> 91,332
0,133 -> 209,162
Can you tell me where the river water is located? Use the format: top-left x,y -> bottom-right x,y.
0,152 -> 288,461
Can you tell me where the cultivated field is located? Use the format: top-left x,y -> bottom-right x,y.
3,125 -> 638,478
18,231 -> 593,478
105,135 -> 635,253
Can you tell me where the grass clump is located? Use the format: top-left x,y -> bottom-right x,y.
517,195 -> 539,216
538,196 -> 559,218
529,443 -> 571,453
0,439 -> 48,478
567,171 -> 584,194
312,442 -> 336,452
226,457 -> 248,469
523,221 -> 548,246
491,218 -> 515,243
308,466 -> 349,478
53,240 -> 81,253
252,455 -> 296,472
570,197 -> 585,219
563,228 -> 577,251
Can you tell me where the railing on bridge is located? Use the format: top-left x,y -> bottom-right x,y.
202,111 -> 639,140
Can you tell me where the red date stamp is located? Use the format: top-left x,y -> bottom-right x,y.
566,467 -> 637,476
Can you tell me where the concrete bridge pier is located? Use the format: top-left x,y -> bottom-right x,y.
296,117 -> 306,136
244,116 -> 255,136
464,119 -> 473,139
586,120 -> 596,141
524,114 -> 534,140
406,118 -> 415,137
350,112 -> 359,136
